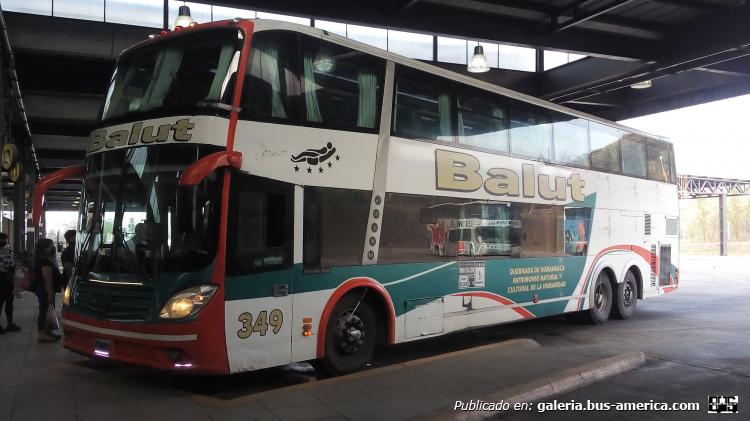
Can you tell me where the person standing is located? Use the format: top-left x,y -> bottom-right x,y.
33,238 -> 63,342
61,230 -> 76,289
0,233 -> 20,334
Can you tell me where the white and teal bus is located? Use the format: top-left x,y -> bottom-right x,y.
34,18 -> 679,376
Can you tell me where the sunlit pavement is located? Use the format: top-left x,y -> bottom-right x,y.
0,256 -> 747,421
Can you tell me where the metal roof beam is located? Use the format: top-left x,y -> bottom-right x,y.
650,0 -> 738,14
547,0 -> 639,34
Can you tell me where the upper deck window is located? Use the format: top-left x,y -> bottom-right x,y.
590,122 -> 621,173
456,84 -> 508,154
553,115 -> 589,168
240,31 -> 301,124
509,105 -> 552,161
646,138 -> 676,183
300,36 -> 385,131
100,28 -> 241,124
392,66 -> 452,142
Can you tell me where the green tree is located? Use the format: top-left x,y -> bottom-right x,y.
695,198 -> 710,242
728,196 -> 745,241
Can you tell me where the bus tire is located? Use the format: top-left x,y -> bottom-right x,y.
612,271 -> 638,320
582,271 -> 612,325
320,292 -> 378,376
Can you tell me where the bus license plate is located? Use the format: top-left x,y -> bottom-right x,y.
94,338 -> 111,357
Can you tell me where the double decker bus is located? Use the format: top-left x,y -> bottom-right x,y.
34,18 -> 679,376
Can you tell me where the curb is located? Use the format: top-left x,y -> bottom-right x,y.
420,350 -> 646,421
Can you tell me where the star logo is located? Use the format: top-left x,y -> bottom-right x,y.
291,143 -> 340,174
335,155 -> 340,161
318,167 -> 323,173
307,167 -> 312,173
327,162 -> 332,168
294,165 -> 299,172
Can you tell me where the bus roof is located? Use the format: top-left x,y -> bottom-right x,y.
251,19 -> 666,143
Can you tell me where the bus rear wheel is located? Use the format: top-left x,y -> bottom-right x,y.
582,271 -> 612,325
612,271 -> 638,320
319,292 -> 377,376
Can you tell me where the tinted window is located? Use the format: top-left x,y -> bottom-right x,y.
646,138 -> 675,183
517,203 -> 565,258
509,105 -> 552,161
553,115 -> 589,167
392,67 -> 453,142
589,122 -> 621,172
456,86 -> 508,154
226,174 -> 294,276
303,187 -> 371,267
240,31 -> 300,124
621,133 -> 646,177
300,36 -> 385,131
379,193 -> 459,264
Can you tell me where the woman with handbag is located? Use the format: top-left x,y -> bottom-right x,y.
33,238 -> 63,343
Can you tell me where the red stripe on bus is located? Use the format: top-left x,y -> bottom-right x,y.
663,287 -> 676,293
453,292 -> 534,319
316,279 -> 396,359
576,245 -> 657,310
226,20 -> 254,152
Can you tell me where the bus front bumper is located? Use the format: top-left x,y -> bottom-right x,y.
61,309 -> 229,375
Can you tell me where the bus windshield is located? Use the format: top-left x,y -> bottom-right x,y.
77,145 -> 223,278
99,28 -> 242,123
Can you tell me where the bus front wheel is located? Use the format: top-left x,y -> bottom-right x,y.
612,271 -> 637,320
319,292 -> 378,376
582,272 -> 612,325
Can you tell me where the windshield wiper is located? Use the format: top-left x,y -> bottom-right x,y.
196,101 -> 241,113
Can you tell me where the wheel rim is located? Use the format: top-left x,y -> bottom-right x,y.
594,280 -> 608,312
333,309 -> 366,357
622,281 -> 634,307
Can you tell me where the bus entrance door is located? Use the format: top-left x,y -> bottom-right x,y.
223,174 -> 295,373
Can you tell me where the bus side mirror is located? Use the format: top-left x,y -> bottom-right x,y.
176,185 -> 197,232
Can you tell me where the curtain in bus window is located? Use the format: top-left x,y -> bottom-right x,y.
553,116 -> 589,167
300,39 -> 383,130
206,45 -> 238,101
456,92 -> 508,153
302,52 -> 323,123
141,46 -> 185,110
509,106 -> 552,161
590,122 -> 621,172
392,78 -> 452,142
621,133 -> 646,177
357,70 -> 378,128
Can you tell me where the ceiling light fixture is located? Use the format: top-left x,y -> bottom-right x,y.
173,4 -> 196,29
630,80 -> 652,89
467,45 -> 490,73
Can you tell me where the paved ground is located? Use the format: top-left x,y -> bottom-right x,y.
0,256 -> 747,420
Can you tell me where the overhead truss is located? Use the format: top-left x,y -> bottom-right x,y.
678,174 -> 750,199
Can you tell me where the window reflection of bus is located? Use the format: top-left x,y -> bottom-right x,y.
424,202 -> 521,258
564,207 -> 592,256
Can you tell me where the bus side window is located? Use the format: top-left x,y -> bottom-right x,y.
509,104 -> 552,162
303,187 -> 371,268
392,66 -> 453,143
226,174 -> 294,276
621,133 -> 647,178
590,122 -> 621,173
240,31 -> 301,125
299,35 -> 385,132
552,114 -> 589,168
646,138 -> 674,183
455,84 -> 509,155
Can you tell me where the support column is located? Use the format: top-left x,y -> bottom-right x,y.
12,147 -> 25,254
719,193 -> 728,256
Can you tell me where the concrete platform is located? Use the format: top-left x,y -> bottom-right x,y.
0,293 -> 642,421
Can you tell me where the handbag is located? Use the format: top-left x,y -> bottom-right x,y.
19,267 -> 35,292
46,304 -> 60,331
12,266 -> 24,294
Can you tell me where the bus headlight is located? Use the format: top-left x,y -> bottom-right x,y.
63,283 -> 72,306
159,285 -> 217,319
